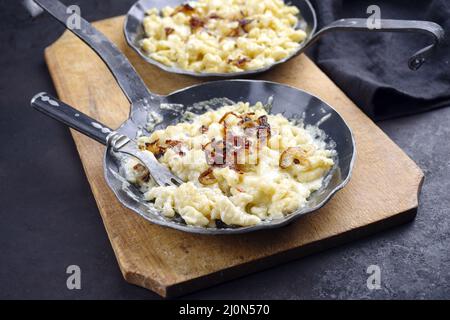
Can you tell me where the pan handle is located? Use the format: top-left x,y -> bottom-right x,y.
305,18 -> 445,70
33,0 -> 157,106
31,92 -> 112,145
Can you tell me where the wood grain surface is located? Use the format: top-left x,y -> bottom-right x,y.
44,16 -> 424,298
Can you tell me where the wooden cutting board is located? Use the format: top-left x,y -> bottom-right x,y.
44,16 -> 424,298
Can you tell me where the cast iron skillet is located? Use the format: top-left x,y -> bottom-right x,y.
125,0 -> 445,77
33,0 -> 355,234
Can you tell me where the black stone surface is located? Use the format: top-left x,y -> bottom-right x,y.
0,0 -> 449,299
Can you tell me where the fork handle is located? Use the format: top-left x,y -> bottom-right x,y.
31,92 -> 111,145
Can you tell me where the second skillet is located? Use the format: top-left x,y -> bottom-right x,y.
33,0 -> 355,235
124,0 -> 445,77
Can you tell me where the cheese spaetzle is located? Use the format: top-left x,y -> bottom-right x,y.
140,0 -> 306,73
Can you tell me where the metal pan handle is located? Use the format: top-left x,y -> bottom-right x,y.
305,18 -> 445,70
31,92 -> 112,145
33,0 -> 156,106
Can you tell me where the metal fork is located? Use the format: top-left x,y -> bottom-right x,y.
31,92 -> 183,187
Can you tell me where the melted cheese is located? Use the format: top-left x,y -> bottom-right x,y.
125,102 -> 334,227
140,0 -> 306,73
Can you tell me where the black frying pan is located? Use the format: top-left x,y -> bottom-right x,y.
124,0 -> 445,77
32,0 -> 355,234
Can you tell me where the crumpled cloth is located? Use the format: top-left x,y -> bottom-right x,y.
307,0 -> 450,120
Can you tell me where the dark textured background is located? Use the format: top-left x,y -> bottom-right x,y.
0,0 -> 449,299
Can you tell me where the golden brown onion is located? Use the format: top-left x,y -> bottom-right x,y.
219,111 -> 241,124
279,147 -> 312,169
145,139 -> 166,157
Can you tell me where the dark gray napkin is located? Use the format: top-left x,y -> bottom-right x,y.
307,0 -> 450,120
